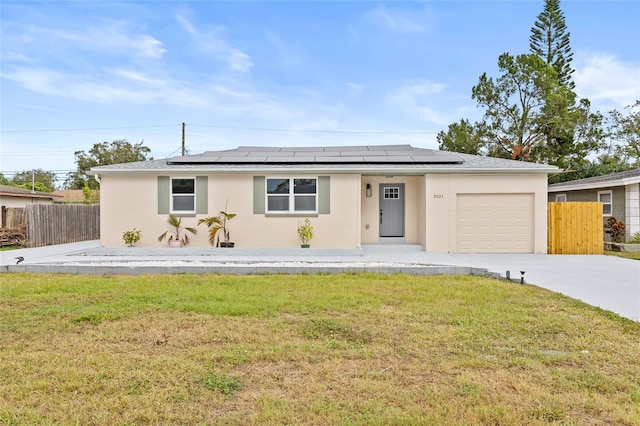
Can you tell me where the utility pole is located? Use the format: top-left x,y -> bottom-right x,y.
181,122 -> 186,156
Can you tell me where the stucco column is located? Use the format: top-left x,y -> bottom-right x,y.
625,183 -> 640,238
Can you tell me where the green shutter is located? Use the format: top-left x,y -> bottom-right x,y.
253,176 -> 265,214
319,176 -> 330,214
157,176 -> 169,214
196,176 -> 208,214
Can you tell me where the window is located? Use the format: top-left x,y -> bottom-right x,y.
266,177 -> 317,213
171,178 -> 195,213
384,187 -> 400,199
555,194 -> 567,202
598,190 -> 612,216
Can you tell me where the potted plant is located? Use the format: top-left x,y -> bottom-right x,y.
297,218 -> 314,248
157,215 -> 197,247
122,228 -> 141,247
198,206 -> 237,248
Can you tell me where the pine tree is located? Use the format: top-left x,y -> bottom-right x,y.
529,0 -> 575,89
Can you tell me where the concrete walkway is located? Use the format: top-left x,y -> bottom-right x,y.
1,241 -> 638,322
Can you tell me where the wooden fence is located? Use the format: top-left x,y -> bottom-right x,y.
25,204 -> 100,247
1,207 -> 27,230
548,202 -> 603,254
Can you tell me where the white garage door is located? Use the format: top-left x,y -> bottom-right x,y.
456,193 -> 534,253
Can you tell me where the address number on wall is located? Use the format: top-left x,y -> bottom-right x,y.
432,194 -> 444,199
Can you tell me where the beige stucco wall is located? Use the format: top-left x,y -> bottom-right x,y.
99,171 -> 548,252
99,174 -> 159,247
99,173 -> 361,248
423,173 -> 549,253
360,176 -> 423,244
226,173 -> 361,249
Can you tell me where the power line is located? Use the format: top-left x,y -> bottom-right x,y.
189,124 -> 437,135
0,124 -> 178,133
1,123 -> 438,135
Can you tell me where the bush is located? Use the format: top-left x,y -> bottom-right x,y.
122,228 -> 142,246
605,217 -> 626,244
628,232 -> 640,244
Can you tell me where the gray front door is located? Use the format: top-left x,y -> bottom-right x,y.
379,184 -> 404,237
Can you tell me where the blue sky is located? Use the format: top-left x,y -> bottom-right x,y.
1,0 -> 639,183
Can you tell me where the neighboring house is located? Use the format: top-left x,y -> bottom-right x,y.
0,184 -> 62,228
0,184 -> 61,208
90,145 -> 557,253
548,168 -> 640,239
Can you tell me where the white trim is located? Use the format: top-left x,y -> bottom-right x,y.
555,193 -> 567,202
265,177 -> 318,214
170,177 -> 196,214
625,183 -> 640,236
597,190 -> 613,217
93,166 -> 557,176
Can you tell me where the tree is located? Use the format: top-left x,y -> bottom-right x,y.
606,101 -> 640,166
65,139 -> 152,189
529,0 -> 575,89
529,0 -> 592,172
436,119 -> 487,155
11,169 -> 58,192
0,173 -> 9,185
535,98 -> 606,170
471,53 -> 565,161
548,160 -> 632,184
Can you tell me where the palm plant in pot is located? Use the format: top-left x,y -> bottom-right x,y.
198,208 -> 237,248
157,214 -> 197,247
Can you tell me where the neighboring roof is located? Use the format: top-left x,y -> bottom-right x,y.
0,185 -> 62,200
548,168 -> 640,192
91,144 -> 558,175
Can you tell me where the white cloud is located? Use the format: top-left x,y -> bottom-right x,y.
264,30 -> 303,67
366,4 -> 430,34
211,85 -> 253,99
4,22 -> 167,60
389,80 -> 451,126
346,82 -> 364,98
574,52 -> 640,110
176,14 -> 197,36
175,14 -> 253,72
108,69 -> 166,86
2,67 -> 208,107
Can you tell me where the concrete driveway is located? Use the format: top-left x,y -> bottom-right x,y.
1,241 -> 638,322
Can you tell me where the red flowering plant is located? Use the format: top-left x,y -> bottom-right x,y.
605,217 -> 626,244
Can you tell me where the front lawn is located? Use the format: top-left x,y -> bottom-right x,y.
1,273 -> 638,425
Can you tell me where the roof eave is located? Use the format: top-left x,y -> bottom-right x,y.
91,165 -> 557,175
0,192 -> 59,199
548,176 -> 640,192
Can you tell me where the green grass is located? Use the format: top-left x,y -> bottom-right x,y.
1,273 -> 639,425
605,250 -> 640,260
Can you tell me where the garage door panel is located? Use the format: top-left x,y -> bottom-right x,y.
456,194 -> 534,253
